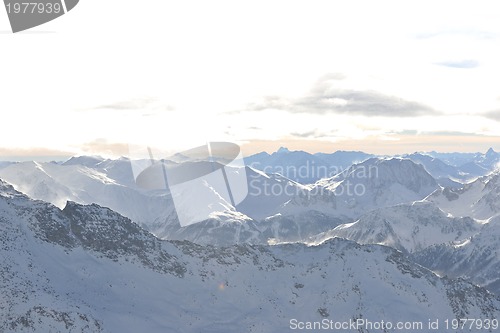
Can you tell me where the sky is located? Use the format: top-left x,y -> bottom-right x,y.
1,0 -> 500,159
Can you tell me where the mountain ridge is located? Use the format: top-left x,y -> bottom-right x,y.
1,183 -> 499,332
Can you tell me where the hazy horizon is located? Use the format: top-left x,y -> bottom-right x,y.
1,143 -> 499,163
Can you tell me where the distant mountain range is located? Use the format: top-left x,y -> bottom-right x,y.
0,154 -> 445,245
243,147 -> 499,185
244,147 -> 373,183
0,148 -> 499,247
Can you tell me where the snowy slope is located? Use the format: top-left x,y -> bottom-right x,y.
0,161 -> 15,169
412,216 -> 500,296
404,153 -> 468,187
0,161 -> 78,208
63,155 -> 105,168
0,159 -> 348,245
307,201 -> 480,254
428,148 -> 500,177
314,150 -> 374,170
244,147 -> 333,184
245,148 -> 374,184
289,158 -> 439,220
1,179 -> 499,333
236,166 -> 310,220
0,160 -> 171,228
428,171 -> 500,220
404,153 -> 462,179
149,166 -> 344,245
2,155 -> 498,252
0,157 -> 443,246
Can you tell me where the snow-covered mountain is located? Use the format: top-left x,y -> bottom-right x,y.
0,158 -> 340,245
166,157 -> 442,245
0,159 -> 171,228
147,165 -> 344,245
0,156 -> 444,247
0,161 -> 15,169
308,201 -> 480,254
480,148 -> 500,171
236,166 -> 309,220
403,153 -> 467,188
428,171 -> 500,220
245,148 -> 373,184
428,148 -> 500,177
63,155 -> 106,168
299,158 -> 439,219
412,216 -> 500,296
1,179 -> 499,332
314,150 -> 374,170
244,147 -> 333,184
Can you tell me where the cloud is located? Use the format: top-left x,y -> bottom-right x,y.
307,90 -> 436,116
482,110 -> 500,121
246,89 -> 437,117
435,59 -> 479,69
421,131 -> 484,137
309,73 -> 347,95
290,130 -> 319,138
391,129 -> 484,138
290,129 -> 343,139
94,97 -> 175,112
235,73 -> 438,118
96,98 -> 155,110
395,130 -> 418,136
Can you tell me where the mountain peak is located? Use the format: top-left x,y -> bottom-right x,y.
486,147 -> 496,156
0,178 -> 23,198
276,147 -> 290,154
63,155 -> 105,167
0,177 -> 9,187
